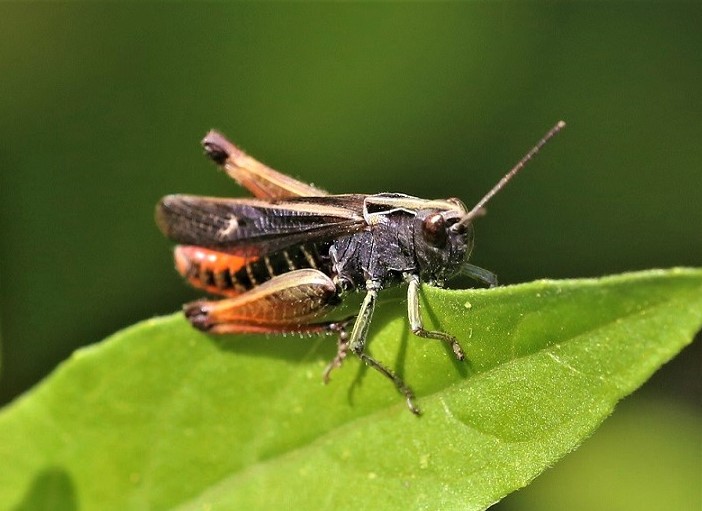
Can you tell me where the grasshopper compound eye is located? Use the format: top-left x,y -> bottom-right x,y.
421,213 -> 448,248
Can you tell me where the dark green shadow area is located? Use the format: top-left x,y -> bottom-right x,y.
12,467 -> 77,511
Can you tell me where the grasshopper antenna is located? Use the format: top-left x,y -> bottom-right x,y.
453,120 -> 566,232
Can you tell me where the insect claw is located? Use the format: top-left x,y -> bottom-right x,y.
321,363 -> 335,385
394,378 -> 420,415
452,341 -> 466,361
406,394 -> 422,416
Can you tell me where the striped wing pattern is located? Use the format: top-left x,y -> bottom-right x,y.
156,194 -> 366,256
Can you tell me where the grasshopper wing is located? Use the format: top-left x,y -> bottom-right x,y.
156,194 -> 367,256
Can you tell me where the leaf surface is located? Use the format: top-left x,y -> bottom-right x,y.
1,268 -> 700,511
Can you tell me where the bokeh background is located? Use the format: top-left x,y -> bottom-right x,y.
1,4 -> 699,510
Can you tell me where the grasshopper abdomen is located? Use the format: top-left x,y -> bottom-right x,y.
174,243 -> 334,297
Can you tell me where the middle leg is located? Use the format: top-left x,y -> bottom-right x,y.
347,280 -> 420,415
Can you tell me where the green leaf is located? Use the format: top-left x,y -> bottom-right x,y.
1,268 -> 700,511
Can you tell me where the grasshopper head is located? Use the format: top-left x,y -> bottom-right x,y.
415,120 -> 566,285
413,206 -> 474,286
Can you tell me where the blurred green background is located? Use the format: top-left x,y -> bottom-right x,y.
0,3 -> 699,510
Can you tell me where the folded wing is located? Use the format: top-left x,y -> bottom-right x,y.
156,194 -> 367,256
